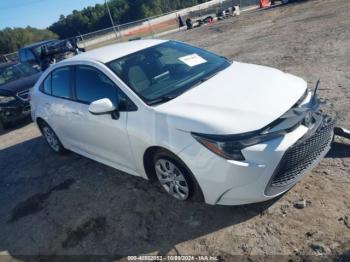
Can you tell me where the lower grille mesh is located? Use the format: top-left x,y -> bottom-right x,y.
270,117 -> 334,188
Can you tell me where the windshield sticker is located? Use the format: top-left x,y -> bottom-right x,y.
179,54 -> 207,67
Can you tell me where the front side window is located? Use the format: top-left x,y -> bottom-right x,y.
107,41 -> 230,105
51,67 -> 71,98
75,66 -> 118,104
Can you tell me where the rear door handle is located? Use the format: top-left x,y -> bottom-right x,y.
71,112 -> 82,116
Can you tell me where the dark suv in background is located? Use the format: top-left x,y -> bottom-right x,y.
19,39 -> 79,71
0,62 -> 41,129
19,40 -> 55,69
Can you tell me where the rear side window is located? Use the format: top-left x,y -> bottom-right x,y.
52,67 -> 72,99
39,74 -> 52,94
75,66 -> 117,104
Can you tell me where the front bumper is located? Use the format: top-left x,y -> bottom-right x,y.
179,112 -> 334,206
265,114 -> 334,196
0,102 -> 31,124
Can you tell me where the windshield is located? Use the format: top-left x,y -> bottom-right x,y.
107,41 -> 231,105
0,63 -> 38,86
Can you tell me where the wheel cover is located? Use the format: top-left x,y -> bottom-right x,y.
155,159 -> 189,200
43,126 -> 60,152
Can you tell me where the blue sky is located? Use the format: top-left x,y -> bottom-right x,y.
0,0 -> 104,29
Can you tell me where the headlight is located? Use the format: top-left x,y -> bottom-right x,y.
191,132 -> 283,161
0,95 -> 16,104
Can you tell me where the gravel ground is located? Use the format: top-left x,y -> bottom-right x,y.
0,0 -> 349,260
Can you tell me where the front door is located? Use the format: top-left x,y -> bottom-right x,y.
67,65 -> 136,171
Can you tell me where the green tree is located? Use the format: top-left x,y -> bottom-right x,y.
0,27 -> 57,54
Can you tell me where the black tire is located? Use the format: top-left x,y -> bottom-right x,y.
38,121 -> 67,154
153,149 -> 204,202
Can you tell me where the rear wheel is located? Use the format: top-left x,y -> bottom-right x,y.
39,121 -> 67,154
153,150 -> 203,202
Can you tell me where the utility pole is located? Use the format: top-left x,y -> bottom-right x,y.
105,0 -> 119,39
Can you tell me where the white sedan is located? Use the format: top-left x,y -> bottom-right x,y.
30,40 -> 334,205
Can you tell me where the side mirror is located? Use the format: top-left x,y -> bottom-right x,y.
89,98 -> 119,119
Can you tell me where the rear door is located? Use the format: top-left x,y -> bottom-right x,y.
47,66 -> 77,145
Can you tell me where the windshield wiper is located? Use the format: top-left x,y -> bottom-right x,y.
147,95 -> 178,106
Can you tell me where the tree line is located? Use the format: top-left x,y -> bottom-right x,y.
49,0 -> 210,38
1,0 -> 209,54
0,27 -> 57,54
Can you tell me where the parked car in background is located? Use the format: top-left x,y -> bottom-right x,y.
19,40 -> 55,69
0,62 -> 41,129
30,40 -> 334,205
19,39 -> 79,71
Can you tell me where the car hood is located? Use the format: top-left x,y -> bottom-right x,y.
0,72 -> 42,95
155,62 -> 307,135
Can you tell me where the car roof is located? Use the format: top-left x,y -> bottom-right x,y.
21,39 -> 57,49
0,61 -> 17,69
67,39 -> 168,64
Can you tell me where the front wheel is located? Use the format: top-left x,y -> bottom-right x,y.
153,150 -> 203,202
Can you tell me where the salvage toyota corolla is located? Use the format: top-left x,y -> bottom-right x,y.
30,40 -> 334,205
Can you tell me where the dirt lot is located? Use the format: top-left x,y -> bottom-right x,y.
0,0 -> 349,260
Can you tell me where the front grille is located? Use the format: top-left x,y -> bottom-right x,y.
17,89 -> 30,101
266,116 -> 334,194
